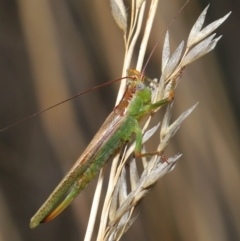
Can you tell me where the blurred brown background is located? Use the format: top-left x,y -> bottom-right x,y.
0,0 -> 239,240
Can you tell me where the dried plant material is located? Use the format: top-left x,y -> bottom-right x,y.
136,0 -> 159,70
84,168 -> 105,241
136,0 -> 145,9
110,0 -> 127,33
182,34 -> 222,66
163,41 -> 184,79
159,103 -> 198,151
161,31 -> 170,73
104,154 -> 181,240
129,158 -> 139,190
142,122 -> 161,143
86,3 -> 231,241
187,5 -> 231,48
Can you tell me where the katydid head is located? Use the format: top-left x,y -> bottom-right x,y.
114,68 -> 158,117
132,81 -> 152,104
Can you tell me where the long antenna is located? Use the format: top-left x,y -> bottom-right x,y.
142,0 -> 190,74
0,76 -> 127,132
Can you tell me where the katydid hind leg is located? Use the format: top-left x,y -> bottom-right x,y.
134,123 -> 163,159
133,124 -> 143,157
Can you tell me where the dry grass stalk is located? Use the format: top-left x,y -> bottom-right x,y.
84,2 -> 231,241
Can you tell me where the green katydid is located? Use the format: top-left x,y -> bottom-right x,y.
29,68 -> 174,229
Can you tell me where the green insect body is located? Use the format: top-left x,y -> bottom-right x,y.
30,69 -> 172,229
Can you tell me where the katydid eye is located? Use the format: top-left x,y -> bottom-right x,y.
136,83 -> 145,91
